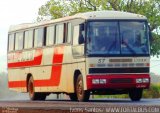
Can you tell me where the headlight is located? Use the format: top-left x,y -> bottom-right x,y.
92,79 -> 99,84
100,79 -> 107,84
92,79 -> 107,84
143,78 -> 149,83
136,78 -> 143,83
136,78 -> 149,83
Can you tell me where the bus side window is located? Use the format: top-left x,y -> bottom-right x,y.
34,28 -> 44,48
73,25 -> 79,45
46,25 -> 55,46
8,34 -> 15,51
15,32 -> 24,50
67,23 -> 72,43
55,24 -> 64,44
24,30 -> 33,49
63,23 -> 67,43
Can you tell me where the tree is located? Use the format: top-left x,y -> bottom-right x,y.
38,0 -> 160,56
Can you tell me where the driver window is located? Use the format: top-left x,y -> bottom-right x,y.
134,31 -> 142,46
135,30 -> 145,45
73,24 -> 85,45
79,24 -> 85,44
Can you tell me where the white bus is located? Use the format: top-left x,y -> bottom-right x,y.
8,11 -> 151,102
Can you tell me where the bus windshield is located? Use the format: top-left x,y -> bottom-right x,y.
86,21 -> 149,56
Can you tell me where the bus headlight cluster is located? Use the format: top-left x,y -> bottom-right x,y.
92,79 -> 107,84
136,78 -> 149,83
142,78 -> 150,83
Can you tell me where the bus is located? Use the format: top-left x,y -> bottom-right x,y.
8,11 -> 151,102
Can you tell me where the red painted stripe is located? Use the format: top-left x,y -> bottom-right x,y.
8,81 -> 26,88
8,49 -> 42,68
8,46 -> 64,88
34,46 -> 64,86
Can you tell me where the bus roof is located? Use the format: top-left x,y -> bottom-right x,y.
77,11 -> 147,20
9,10 -> 147,32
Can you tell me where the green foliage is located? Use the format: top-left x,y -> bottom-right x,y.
38,0 -> 160,55
95,84 -> 160,99
95,94 -> 128,99
151,33 -> 160,57
143,84 -> 160,98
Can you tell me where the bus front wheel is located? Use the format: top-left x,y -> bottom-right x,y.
70,74 -> 90,102
129,88 -> 143,101
76,74 -> 90,102
28,76 -> 46,100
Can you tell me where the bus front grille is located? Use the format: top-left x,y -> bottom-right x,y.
110,78 -> 132,83
89,67 -> 149,74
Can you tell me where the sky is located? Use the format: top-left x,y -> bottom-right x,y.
0,0 -> 160,75
0,0 -> 48,56
0,0 -> 48,72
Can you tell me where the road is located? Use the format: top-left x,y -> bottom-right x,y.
0,98 -> 160,113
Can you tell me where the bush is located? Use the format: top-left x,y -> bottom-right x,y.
143,84 -> 160,98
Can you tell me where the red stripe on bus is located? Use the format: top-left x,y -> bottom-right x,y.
8,46 -> 64,88
8,49 -> 42,68
34,46 -> 64,86
8,81 -> 26,88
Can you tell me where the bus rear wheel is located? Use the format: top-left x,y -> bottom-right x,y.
129,88 -> 143,101
28,76 -> 46,100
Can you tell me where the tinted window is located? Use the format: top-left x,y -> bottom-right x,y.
34,28 -> 44,47
15,32 -> 24,50
55,24 -> 64,44
87,22 -> 120,54
46,26 -> 55,45
120,22 -> 149,54
24,30 -> 33,49
8,34 -> 15,51
87,21 -> 149,56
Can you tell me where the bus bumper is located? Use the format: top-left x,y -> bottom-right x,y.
86,74 -> 150,90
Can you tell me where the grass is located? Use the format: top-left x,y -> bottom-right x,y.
94,83 -> 160,99
143,83 -> 160,98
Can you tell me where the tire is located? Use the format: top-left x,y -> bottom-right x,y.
69,93 -> 77,101
77,75 -> 90,102
129,88 -> 143,101
28,76 -> 46,101
69,74 -> 90,102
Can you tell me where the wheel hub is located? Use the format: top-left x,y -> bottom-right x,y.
77,81 -> 83,97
